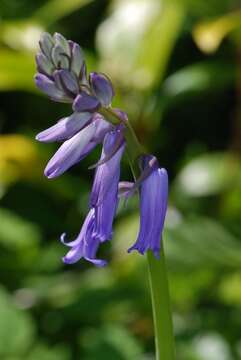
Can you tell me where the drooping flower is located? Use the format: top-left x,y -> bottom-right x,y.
90,126 -> 125,241
61,208 -> 107,267
43,115 -> 112,178
128,155 -> 168,258
36,112 -> 93,142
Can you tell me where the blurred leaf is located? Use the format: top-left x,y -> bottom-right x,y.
162,61 -> 236,101
193,10 -> 241,53
0,51 -> 35,91
165,216 -> 241,269
0,286 -> 35,356
0,21 -> 44,51
0,135 -> 39,186
80,324 -> 143,360
134,0 -> 185,89
114,212 -> 241,271
32,0 -> 93,26
97,0 -> 184,89
218,272 -> 241,306
175,153 -> 240,197
0,207 -> 40,250
27,343 -> 70,360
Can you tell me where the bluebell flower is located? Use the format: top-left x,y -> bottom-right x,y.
128,155 -> 168,258
43,115 -> 112,178
61,208 -> 107,267
90,126 -> 125,241
34,32 -> 169,266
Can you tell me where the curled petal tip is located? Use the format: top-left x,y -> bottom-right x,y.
60,233 -> 66,244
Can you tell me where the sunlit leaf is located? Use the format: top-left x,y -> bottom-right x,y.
32,0 -> 93,26
97,0 -> 185,89
162,61 -> 236,100
0,51 -> 35,91
193,10 -> 241,53
175,153 -> 240,197
134,0 -> 185,89
0,135 -> 39,185
218,272 -> 241,306
0,21 -> 44,51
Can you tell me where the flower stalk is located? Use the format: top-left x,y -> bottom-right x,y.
102,107 -> 175,360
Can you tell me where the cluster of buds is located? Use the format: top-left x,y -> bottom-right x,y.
35,33 -> 168,266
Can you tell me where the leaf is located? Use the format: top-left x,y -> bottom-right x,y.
0,135 -> 39,186
0,208 -> 41,250
26,343 -> 70,360
97,0 -> 185,90
80,324 -> 143,360
162,62 -> 236,100
193,9 -> 241,53
0,51 -> 35,91
0,286 -> 35,356
165,216 -> 241,270
175,152 -> 240,197
114,212 -> 241,271
134,0 -> 185,89
32,0 -> 93,26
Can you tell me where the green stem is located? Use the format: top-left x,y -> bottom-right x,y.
147,249 -> 175,360
103,107 -> 175,359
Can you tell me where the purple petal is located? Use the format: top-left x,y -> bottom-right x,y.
54,69 -> 79,96
36,112 -> 93,142
44,121 -> 97,178
71,43 -> 84,77
92,114 -> 113,142
128,156 -> 168,258
89,72 -> 114,106
88,127 -> 124,169
62,208 -> 107,266
34,73 -> 71,102
90,126 -> 125,207
73,92 -> 100,113
90,127 -> 125,242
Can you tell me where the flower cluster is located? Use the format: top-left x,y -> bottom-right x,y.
35,33 -> 168,266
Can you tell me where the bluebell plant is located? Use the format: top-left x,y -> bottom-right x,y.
35,32 -> 175,360
35,32 -> 168,266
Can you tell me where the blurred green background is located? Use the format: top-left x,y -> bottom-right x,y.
0,0 -> 241,359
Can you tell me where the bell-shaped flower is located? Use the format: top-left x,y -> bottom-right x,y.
128,155 -> 168,258
61,208 -> 106,267
36,112 -> 93,143
90,126 -> 125,241
44,115 -> 112,178
89,72 -> 114,106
